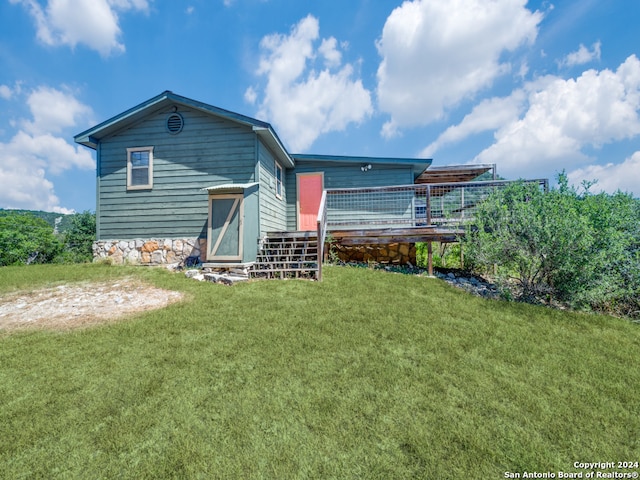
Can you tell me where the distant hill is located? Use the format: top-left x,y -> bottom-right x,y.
0,209 -> 75,233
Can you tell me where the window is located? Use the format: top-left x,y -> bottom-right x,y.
127,147 -> 153,190
275,161 -> 283,199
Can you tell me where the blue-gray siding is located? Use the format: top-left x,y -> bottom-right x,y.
257,141 -> 287,234
97,106 -> 257,240
285,161 -> 414,230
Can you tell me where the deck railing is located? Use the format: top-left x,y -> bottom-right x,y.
323,179 -> 549,230
316,190 -> 328,281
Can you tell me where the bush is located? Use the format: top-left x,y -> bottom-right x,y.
0,213 -> 63,266
60,211 -> 96,263
462,175 -> 640,318
416,242 -> 462,269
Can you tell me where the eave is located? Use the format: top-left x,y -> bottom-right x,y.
415,164 -> 495,184
292,154 -> 432,180
73,91 -> 295,168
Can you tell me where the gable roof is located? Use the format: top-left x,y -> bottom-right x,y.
74,91 -> 294,168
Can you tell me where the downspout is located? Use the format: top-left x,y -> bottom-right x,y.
95,142 -> 101,241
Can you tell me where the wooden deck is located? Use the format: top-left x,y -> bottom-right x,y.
250,178 -> 548,281
328,226 -> 463,245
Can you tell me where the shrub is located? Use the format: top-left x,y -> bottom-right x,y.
0,213 -> 63,266
416,242 -> 462,269
60,211 -> 96,263
462,175 -> 640,318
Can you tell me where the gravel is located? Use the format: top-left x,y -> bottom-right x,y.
0,278 -> 184,332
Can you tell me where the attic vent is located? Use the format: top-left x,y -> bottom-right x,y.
166,113 -> 184,134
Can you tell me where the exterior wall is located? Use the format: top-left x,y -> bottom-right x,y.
242,187 -> 260,263
257,141 -> 287,234
97,106 -> 257,240
93,237 -> 206,265
285,161 -> 414,230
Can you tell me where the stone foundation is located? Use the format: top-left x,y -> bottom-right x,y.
330,242 -> 416,265
93,238 -> 206,266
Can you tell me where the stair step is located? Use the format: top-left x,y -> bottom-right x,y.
250,230 -> 321,280
266,231 -> 317,239
261,241 -> 318,247
250,267 -> 318,273
260,250 -> 317,255
253,258 -> 318,263
253,264 -> 318,269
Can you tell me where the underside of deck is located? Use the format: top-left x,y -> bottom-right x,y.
248,227 -> 465,280
328,226 -> 464,245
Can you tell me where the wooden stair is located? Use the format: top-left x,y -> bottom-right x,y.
249,231 -> 319,280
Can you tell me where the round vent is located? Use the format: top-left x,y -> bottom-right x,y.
166,113 -> 184,134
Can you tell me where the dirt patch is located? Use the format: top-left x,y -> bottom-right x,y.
0,278 -> 184,332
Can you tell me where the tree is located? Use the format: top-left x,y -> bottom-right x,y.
461,175 -> 640,318
60,211 -> 96,263
0,213 -> 63,266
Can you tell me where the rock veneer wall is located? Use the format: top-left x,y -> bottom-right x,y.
331,242 -> 416,265
93,238 -> 206,265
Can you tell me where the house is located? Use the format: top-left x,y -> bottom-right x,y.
75,91 -> 515,279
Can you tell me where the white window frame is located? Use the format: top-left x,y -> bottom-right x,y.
275,161 -> 283,199
126,146 -> 154,190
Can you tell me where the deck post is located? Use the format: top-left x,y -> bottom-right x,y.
427,241 -> 433,276
426,185 -> 432,226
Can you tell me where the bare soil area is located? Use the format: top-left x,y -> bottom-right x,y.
0,278 -> 184,332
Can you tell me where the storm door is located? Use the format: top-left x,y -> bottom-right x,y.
207,194 -> 244,261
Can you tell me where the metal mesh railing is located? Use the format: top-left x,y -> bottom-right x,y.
324,179 -> 548,229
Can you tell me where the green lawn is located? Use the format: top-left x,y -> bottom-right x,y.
1,264 -> 638,479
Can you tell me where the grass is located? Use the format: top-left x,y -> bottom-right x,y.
0,264 -> 639,479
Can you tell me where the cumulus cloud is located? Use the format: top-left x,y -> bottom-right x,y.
469,55 -> 640,179
22,86 -> 93,135
10,0 -> 151,56
421,92 -> 526,157
376,0 -> 542,138
568,152 -> 640,197
559,41 -> 601,68
0,86 -> 95,212
248,15 -> 373,152
0,85 -> 14,100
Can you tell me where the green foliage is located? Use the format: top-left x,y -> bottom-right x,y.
0,208 -> 73,232
416,242 -> 462,268
462,175 -> 640,317
0,210 -> 96,266
0,213 -> 63,266
59,211 -> 96,263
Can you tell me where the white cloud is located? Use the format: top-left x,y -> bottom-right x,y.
318,37 -> 342,68
462,55 -> 640,179
559,41 -> 601,68
0,163 -> 68,213
10,0 -> 151,56
568,152 -> 640,196
0,85 -> 14,100
9,130 -> 95,174
23,86 -> 93,135
421,92 -> 526,157
244,86 -> 257,105
376,0 -> 542,138
250,15 -> 373,152
0,86 -> 95,212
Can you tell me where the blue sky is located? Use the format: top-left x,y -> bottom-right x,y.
1,0 -> 639,213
